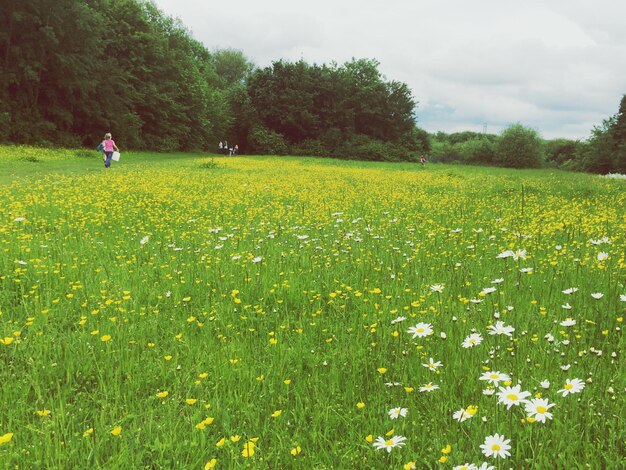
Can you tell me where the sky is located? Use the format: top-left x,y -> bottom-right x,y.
153,0 -> 626,140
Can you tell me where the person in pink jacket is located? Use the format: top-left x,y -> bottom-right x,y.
102,132 -> 119,168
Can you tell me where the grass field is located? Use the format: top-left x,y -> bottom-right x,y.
0,145 -> 624,469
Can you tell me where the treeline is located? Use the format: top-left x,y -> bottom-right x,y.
1,0 -> 624,172
428,96 -> 626,174
0,0 -> 423,161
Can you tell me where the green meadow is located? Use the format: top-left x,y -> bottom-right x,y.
0,146 -> 624,469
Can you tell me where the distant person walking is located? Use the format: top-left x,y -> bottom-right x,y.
420,154 -> 426,166
102,132 -> 119,168
219,141 -> 223,153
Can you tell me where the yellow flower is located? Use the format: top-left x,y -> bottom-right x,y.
204,459 -> 217,470
404,462 -> 416,470
156,391 -> 169,398
185,398 -> 197,405
356,402 -> 365,408
230,435 -> 241,443
241,441 -> 255,458
0,433 -> 14,445
83,428 -> 94,438
290,445 -> 302,456
385,428 -> 394,436
110,426 -> 122,436
100,334 -> 111,342
438,455 -> 448,463
36,409 -> 51,417
164,355 -> 173,361
365,434 -> 373,443
269,338 -> 278,345
271,409 -> 282,418
377,367 -> 387,375
1,337 -> 14,345
283,379 -> 291,385
216,437 -> 226,447
441,444 -> 452,454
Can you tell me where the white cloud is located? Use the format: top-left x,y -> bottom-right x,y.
154,0 -> 626,139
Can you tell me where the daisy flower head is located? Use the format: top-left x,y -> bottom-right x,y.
422,358 -> 443,371
477,463 -> 495,470
524,398 -> 555,423
558,378 -> 585,397
407,322 -> 433,338
487,321 -> 515,337
480,433 -> 511,459
479,371 -> 511,386
597,252 -> 608,261
453,405 -> 478,422
591,292 -> 604,299
388,407 -> 408,420
430,284 -> 445,293
620,294 -> 626,302
481,287 -> 497,295
512,249 -> 527,260
462,333 -> 483,348
496,384 -> 531,409
419,382 -> 439,392
562,287 -> 579,294
372,435 -> 407,452
560,318 -> 576,327
391,316 -> 407,325
496,250 -> 514,259
453,464 -> 477,470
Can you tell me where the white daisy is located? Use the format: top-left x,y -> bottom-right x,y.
462,333 -> 483,348
419,382 -> 439,392
487,321 -> 515,337
480,433 -> 511,459
560,318 -> 576,327
557,378 -> 585,397
524,398 -> 555,423
591,293 -> 604,299
388,407 -> 408,420
422,358 -> 443,371
430,284 -> 445,293
479,371 -> 511,386
597,252 -> 608,261
407,322 -> 433,338
562,287 -> 579,294
372,435 -> 407,452
496,384 -> 531,409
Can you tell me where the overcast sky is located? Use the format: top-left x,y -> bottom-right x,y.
153,0 -> 626,139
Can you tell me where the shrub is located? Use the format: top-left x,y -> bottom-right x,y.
494,124 -> 544,168
248,126 -> 288,155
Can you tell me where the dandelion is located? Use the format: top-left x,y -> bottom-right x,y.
462,333 -> 483,348
479,371 -> 511,386
422,358 -> 443,371
524,398 -> 555,423
497,384 -> 531,409
407,322 -> 433,338
479,433 -> 511,459
558,378 -> 585,397
372,435 -> 407,452
388,407 -> 408,419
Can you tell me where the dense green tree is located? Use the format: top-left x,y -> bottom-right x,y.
544,138 -> 579,166
494,124 -> 544,168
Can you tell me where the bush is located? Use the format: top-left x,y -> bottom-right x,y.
459,138 -> 495,165
494,124 -> 543,168
248,126 -> 288,155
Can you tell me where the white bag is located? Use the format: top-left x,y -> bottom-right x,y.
112,151 -> 121,162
